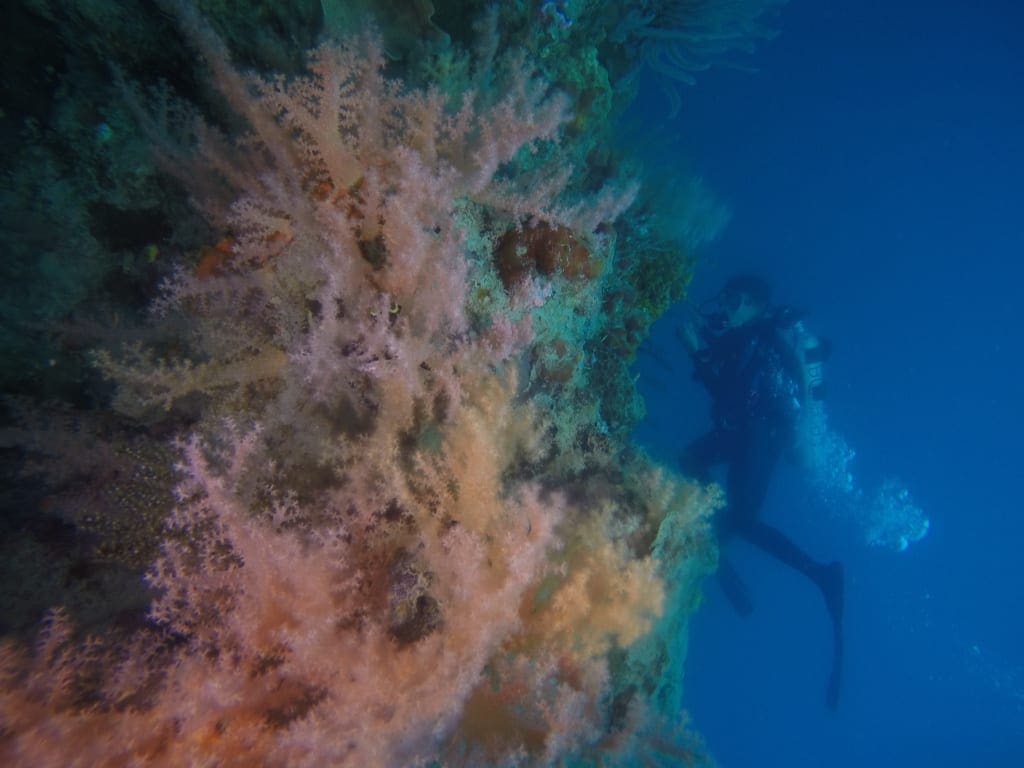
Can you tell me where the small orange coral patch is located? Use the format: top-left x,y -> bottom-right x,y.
311,177 -> 367,222
195,237 -> 235,280
264,229 -> 293,251
195,224 -> 296,279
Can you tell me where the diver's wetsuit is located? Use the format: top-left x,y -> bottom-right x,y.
682,309 -> 844,710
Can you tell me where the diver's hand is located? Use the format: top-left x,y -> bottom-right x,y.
676,303 -> 707,354
676,318 -> 701,354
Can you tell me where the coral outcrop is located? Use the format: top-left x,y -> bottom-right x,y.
0,1 -> 767,765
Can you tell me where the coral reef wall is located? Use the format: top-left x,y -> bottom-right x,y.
0,1 -> 780,765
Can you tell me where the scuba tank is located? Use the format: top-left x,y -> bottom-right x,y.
792,320 -> 831,401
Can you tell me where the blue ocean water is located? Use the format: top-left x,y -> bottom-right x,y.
633,0 -> 1024,765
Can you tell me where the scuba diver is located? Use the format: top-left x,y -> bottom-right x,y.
678,274 -> 844,710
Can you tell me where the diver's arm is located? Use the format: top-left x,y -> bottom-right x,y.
684,329 -> 721,394
676,307 -> 725,392
678,318 -> 718,386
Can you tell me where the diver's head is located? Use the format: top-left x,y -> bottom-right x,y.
702,275 -> 773,330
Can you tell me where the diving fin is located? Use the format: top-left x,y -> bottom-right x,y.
820,561 -> 845,710
825,620 -> 844,710
718,557 -> 755,617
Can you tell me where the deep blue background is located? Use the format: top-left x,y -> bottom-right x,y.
631,1 -> 1024,765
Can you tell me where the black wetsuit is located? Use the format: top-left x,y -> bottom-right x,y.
683,312 -> 806,564
682,309 -> 844,710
